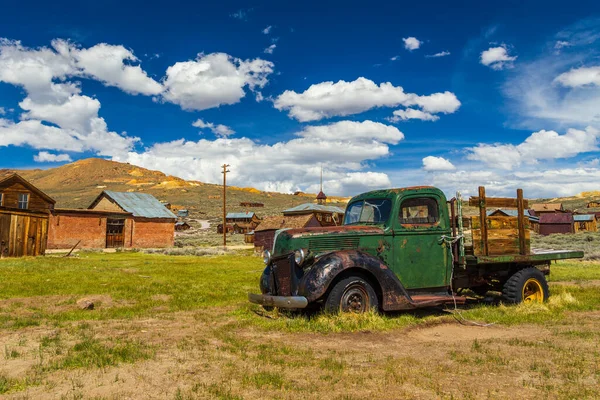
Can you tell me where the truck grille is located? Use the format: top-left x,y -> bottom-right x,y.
272,256 -> 293,296
308,237 -> 360,252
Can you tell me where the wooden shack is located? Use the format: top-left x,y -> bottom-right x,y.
282,204 -> 345,227
240,202 -> 264,208
225,212 -> 261,234
538,213 -> 574,235
254,214 -> 320,251
175,221 -> 191,231
573,214 -> 597,233
0,173 -> 55,257
587,201 -> 600,208
530,203 -> 564,214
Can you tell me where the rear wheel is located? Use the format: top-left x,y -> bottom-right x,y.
324,276 -> 379,314
502,267 -> 549,304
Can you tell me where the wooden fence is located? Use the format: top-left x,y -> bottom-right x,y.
0,208 -> 49,257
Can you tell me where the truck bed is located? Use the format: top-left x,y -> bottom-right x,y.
466,248 -> 584,265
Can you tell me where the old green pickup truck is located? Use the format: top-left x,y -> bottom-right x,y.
248,186 -> 583,313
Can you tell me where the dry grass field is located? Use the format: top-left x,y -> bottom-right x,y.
0,252 -> 599,399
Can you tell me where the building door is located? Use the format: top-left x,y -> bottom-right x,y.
106,219 -> 125,248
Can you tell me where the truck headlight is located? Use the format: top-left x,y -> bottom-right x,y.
294,249 -> 306,266
262,250 -> 271,265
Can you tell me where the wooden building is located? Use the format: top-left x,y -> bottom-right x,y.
530,203 -> 564,214
587,201 -> 600,208
254,214 -> 320,251
573,214 -> 597,233
48,191 -> 176,249
538,213 -> 574,236
282,203 -> 345,227
0,173 -> 56,257
175,221 -> 191,231
240,202 -> 264,208
224,212 -> 261,234
487,208 -> 540,233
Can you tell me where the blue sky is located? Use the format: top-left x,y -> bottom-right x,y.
1,0 -> 600,198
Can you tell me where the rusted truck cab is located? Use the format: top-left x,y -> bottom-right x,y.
249,186 -> 583,313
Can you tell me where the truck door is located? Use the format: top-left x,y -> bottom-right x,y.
392,195 -> 452,290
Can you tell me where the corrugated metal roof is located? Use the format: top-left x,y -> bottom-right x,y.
227,212 -> 255,219
574,214 -> 595,222
531,203 -> 563,212
101,191 -> 177,219
283,203 -> 345,214
487,209 -> 532,217
539,213 -> 573,224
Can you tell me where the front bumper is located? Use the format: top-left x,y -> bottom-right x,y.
248,293 -> 308,309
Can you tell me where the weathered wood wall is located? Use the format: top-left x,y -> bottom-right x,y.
574,220 -> 597,233
0,181 -> 54,211
0,209 -> 49,257
472,216 -> 530,256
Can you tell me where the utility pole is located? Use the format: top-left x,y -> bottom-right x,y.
221,164 -> 230,249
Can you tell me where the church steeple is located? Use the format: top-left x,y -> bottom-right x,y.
316,165 -> 327,205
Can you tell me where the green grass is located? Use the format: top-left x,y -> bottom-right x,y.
2,254 -> 600,332
532,232 -> 600,260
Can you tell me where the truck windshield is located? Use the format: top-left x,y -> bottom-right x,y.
343,199 -> 392,225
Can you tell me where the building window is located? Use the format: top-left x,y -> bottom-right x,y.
18,193 -> 29,209
0,193 -> 3,206
326,215 -> 332,222
399,197 -> 439,225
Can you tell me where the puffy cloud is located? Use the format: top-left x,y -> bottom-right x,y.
467,127 -> 600,170
422,156 -> 455,171
273,77 -> 460,122
426,51 -> 450,58
34,151 -> 72,162
403,37 -> 422,51
388,108 -> 439,122
264,44 -> 276,54
480,45 -> 517,70
192,119 -> 235,137
161,52 -> 274,111
115,120 -> 401,195
297,120 -> 404,144
262,26 -> 272,34
0,39 -> 139,158
554,66 -> 600,87
71,43 -> 163,95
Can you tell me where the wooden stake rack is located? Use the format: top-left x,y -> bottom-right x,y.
468,186 -> 530,256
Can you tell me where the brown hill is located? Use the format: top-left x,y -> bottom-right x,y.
1,158 -> 346,219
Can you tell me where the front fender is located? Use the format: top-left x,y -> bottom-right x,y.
297,250 -> 413,310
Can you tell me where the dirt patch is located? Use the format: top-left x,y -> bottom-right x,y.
551,279 -> 600,287
151,294 -> 172,302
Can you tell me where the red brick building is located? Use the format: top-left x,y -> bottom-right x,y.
48,191 -> 176,249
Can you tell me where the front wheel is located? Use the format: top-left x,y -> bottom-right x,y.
324,276 -> 379,314
502,267 -> 549,304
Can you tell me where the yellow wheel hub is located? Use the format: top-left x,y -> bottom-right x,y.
522,278 -> 544,303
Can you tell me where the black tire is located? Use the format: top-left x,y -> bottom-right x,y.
502,267 -> 549,304
324,276 -> 379,314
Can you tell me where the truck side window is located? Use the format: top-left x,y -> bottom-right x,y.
399,197 -> 439,225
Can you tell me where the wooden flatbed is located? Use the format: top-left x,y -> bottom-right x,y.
467,249 -> 584,265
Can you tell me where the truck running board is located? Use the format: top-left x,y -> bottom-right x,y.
409,294 -> 466,308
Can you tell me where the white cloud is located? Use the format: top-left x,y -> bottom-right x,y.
70,42 -> 163,95
273,77 -> 460,122
388,108 -> 439,122
115,120 -> 401,196
297,120 -> 405,144
390,55 -> 400,61
480,45 -> 517,70
403,37 -> 422,51
554,66 -> 600,87
230,8 -> 251,20
426,51 -> 450,58
554,40 -> 571,50
34,151 -> 72,162
467,126 -> 600,170
0,107 -> 4,115
422,156 -> 455,171
0,39 -> 140,158
262,26 -> 272,34
161,52 -> 274,111
192,118 -> 235,138
264,44 -> 276,54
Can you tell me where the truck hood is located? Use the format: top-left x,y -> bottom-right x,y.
283,225 -> 384,238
